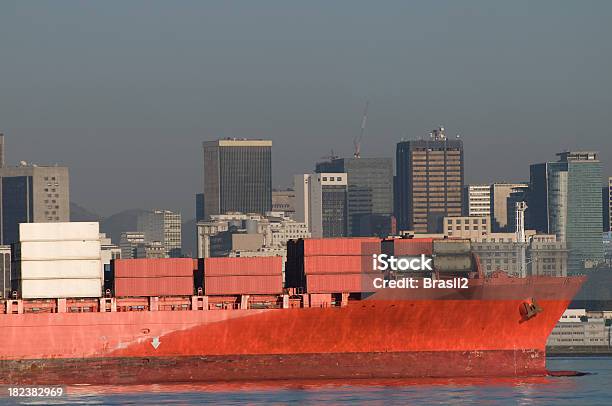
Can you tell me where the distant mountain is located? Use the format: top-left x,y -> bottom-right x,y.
70,202 -> 102,222
100,209 -> 148,244
71,203 -> 198,255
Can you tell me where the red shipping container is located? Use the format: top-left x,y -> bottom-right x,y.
114,258 -> 196,278
302,238 -> 381,257
204,257 -> 282,277
304,256 -> 374,275
306,273 -> 378,294
204,275 -> 282,295
393,238 -> 434,256
115,276 -> 194,297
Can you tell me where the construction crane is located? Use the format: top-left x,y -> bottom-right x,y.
320,149 -> 339,162
353,101 -> 369,158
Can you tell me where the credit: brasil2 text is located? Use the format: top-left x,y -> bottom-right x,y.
373,277 -> 469,289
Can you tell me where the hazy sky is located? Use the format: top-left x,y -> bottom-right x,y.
1,1 -> 611,218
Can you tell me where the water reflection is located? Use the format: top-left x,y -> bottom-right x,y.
7,358 -> 604,405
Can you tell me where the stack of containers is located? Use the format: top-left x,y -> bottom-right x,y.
391,238 -> 434,257
380,237 -> 435,278
298,238 -> 381,294
203,257 -> 282,295
113,258 -> 196,297
432,239 -> 473,274
14,222 -> 102,299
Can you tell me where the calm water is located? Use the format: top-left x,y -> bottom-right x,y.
3,357 -> 611,405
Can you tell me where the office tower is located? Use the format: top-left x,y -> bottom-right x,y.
528,151 -> 603,273
490,183 -> 529,232
203,138 -> 272,219
604,177 -> 612,232
527,163 -> 550,233
0,133 -> 4,168
505,185 -> 529,233
294,175 -> 310,226
395,127 -> 463,233
137,209 -> 182,257
119,231 -> 145,259
463,184 -> 491,217
196,193 -> 205,222
0,164 -> 70,245
272,189 -> 295,217
294,173 -> 348,238
316,158 -> 393,236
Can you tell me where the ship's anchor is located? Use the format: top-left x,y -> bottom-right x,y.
519,298 -> 542,322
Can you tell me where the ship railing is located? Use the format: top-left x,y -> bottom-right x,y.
67,299 -> 100,313
117,305 -> 149,312
248,301 -> 283,309
209,302 -> 240,310
23,299 -> 56,314
159,304 -> 190,311
68,306 -> 97,313
1,293 -> 300,313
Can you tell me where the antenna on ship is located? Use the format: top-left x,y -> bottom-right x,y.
516,202 -> 528,278
353,101 -> 369,158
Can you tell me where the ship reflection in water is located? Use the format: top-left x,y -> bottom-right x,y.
53,358 -> 608,406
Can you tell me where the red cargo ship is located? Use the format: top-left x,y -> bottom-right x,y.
0,238 -> 584,385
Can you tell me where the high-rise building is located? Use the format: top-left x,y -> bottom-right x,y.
490,183 -> 529,232
0,133 -> 5,168
137,209 -> 182,257
203,139 -> 272,219
462,184 -> 491,217
196,193 -> 205,222
0,164 -> 70,245
528,151 -> 603,273
527,163 -> 550,233
119,231 -> 145,260
396,127 -> 464,233
294,173 -> 348,238
316,158 -> 392,236
604,177 -> 612,232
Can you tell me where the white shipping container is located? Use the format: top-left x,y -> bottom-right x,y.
19,222 -> 100,242
20,278 -> 102,299
18,260 -> 102,280
19,240 -> 101,261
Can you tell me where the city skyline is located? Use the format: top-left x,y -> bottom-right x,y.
2,131 -> 611,219
1,1 -> 611,217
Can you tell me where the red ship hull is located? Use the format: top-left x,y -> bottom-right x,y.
0,276 -> 583,384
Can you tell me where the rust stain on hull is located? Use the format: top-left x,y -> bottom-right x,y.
1,350 -> 548,385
